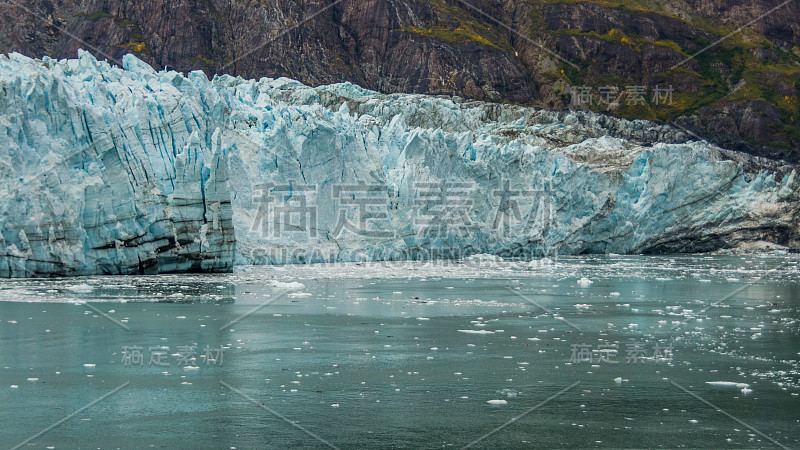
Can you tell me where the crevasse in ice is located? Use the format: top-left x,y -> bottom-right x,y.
0,51 -> 235,276
0,50 -> 797,276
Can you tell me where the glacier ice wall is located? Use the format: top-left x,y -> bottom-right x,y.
214,68 -> 800,264
0,51 -> 234,276
0,51 -> 798,276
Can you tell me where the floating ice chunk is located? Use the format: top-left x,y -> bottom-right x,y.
288,292 -> 313,298
578,278 -> 593,288
271,281 -> 306,291
609,292 -> 620,296
705,381 -> 750,389
66,284 -> 94,293
614,377 -> 623,384
500,389 -> 518,398
487,399 -> 508,405
83,363 -> 96,368
457,329 -> 495,335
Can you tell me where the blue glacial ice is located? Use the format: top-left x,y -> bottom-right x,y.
0,50 -> 797,276
0,51 -> 235,276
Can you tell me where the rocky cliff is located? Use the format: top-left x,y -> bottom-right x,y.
0,0 -> 800,162
1,0 -> 798,162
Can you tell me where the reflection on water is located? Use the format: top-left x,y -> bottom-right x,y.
1,255 -> 798,448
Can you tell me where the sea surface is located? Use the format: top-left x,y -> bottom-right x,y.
1,255 -> 799,449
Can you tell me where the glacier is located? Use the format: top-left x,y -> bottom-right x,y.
0,50 -> 798,277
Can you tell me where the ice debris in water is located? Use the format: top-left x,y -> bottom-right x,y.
706,381 -> 754,394
270,281 -> 306,291
466,254 -> 503,263
66,284 -> 94,293
705,381 -> 750,389
578,278 -> 594,288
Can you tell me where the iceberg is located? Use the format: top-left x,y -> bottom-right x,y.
0,50 -> 797,276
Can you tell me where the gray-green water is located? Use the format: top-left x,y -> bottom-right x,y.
1,255 -> 799,448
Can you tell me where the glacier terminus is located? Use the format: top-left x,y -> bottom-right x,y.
0,50 -> 798,277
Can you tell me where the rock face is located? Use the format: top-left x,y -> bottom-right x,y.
1,51 -> 797,276
0,51 -> 235,277
0,0 -> 798,161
